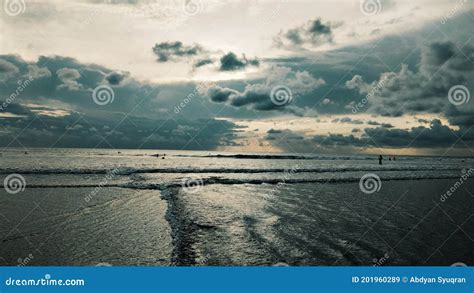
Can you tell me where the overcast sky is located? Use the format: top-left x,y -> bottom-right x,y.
1,0 -> 474,155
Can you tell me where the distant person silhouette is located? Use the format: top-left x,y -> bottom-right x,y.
379,155 -> 383,165
389,157 -> 392,161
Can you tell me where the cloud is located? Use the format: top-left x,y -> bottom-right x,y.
345,40 -> 474,128
322,98 -> 333,105
0,54 -> 162,116
205,66 -> 325,115
265,128 -> 304,141
56,68 -> 82,90
219,52 -> 259,71
194,58 -> 214,68
152,43 -> 259,72
0,103 -> 238,150
274,18 -> 341,49
265,119 -> 473,152
207,86 -> 239,103
267,128 -> 283,134
105,71 -> 129,85
0,59 -> 20,81
0,54 -> 246,149
367,120 -> 394,128
27,65 -> 52,79
313,119 -> 473,148
152,41 -> 205,62
339,117 -> 364,124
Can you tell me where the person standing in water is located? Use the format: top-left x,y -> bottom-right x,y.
379,155 -> 383,165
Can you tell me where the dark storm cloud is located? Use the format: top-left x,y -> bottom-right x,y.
194,58 -> 214,68
151,43 -> 258,72
220,52 -> 245,71
339,117 -> 364,124
274,18 -> 340,49
267,120 -> 474,152
257,36 -> 417,116
0,102 -> 32,116
267,129 -> 283,134
207,86 -> 238,103
308,19 -> 332,35
0,53 -> 293,122
207,85 -> 303,115
265,128 -> 304,141
0,54 -> 161,116
345,40 -> 474,128
284,29 -> 303,45
312,119 -> 474,148
0,59 -> 20,81
313,133 -> 365,147
205,66 -> 325,115
0,54 -> 242,149
0,103 -> 237,150
445,106 -> 474,127
105,71 -> 129,85
219,52 -> 259,71
152,41 -> 205,62
418,118 -> 430,124
367,120 -> 394,128
422,42 -> 456,67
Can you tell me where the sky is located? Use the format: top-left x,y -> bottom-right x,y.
1,0 -> 474,156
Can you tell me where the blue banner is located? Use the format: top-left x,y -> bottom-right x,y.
0,266 -> 471,292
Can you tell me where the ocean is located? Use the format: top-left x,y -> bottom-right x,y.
0,148 -> 472,266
